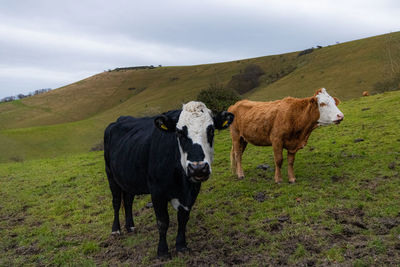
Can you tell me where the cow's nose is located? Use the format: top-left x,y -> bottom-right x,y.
188,162 -> 210,178
337,113 -> 344,120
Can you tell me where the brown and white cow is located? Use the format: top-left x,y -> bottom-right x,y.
228,88 -> 344,183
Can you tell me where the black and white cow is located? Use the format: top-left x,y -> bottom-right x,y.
104,101 -> 234,258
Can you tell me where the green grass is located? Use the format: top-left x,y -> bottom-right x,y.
1,91 -> 400,265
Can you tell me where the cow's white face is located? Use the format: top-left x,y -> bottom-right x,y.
154,101 -> 234,183
316,88 -> 344,126
176,101 -> 215,182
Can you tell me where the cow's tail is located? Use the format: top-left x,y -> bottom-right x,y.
104,124 -> 112,175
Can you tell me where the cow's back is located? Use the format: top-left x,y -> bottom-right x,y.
229,97 -> 319,151
104,116 -> 155,194
228,99 -> 282,146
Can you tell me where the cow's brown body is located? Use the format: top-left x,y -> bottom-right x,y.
228,96 -> 321,183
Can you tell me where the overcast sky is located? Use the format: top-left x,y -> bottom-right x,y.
0,0 -> 399,99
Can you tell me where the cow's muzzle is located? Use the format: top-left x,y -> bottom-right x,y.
333,118 -> 343,125
334,113 -> 344,125
188,162 -> 210,182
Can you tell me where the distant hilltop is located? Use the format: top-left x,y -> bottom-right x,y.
112,65 -> 159,71
0,88 -> 52,103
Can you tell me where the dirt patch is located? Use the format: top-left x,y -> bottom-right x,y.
254,191 -> 268,202
96,235 -> 157,266
15,243 -> 41,255
187,226 -> 266,266
331,175 -> 346,183
30,220 -> 43,227
388,161 -> 396,169
95,216 -> 271,266
326,207 -> 364,222
326,207 -> 368,242
7,216 -> 26,227
277,234 -> 322,265
342,235 -> 400,264
323,208 -> 400,264
92,207 -> 400,266
371,216 -> 400,235
263,214 -> 291,234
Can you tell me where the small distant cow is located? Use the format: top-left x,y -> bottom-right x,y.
104,101 -> 233,258
362,91 -> 369,96
228,88 -> 344,183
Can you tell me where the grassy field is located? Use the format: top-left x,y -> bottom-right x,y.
1,91 -> 400,266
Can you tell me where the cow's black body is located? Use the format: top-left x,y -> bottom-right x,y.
104,106 -> 233,257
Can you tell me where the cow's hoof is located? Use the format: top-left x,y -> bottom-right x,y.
275,180 -> 282,184
238,175 -> 245,180
111,230 -> 121,235
288,180 -> 296,184
176,246 -> 191,254
126,226 -> 136,233
157,252 -> 171,260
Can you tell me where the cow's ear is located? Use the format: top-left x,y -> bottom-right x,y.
154,115 -> 176,132
333,97 -> 340,106
214,111 -> 234,130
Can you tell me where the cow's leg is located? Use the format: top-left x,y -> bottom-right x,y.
108,178 -> 122,234
152,195 -> 170,258
176,208 -> 190,253
122,192 -> 135,233
230,129 -> 240,175
231,131 -> 247,179
236,137 -> 248,179
105,166 -> 122,234
272,142 -> 284,183
287,151 -> 296,183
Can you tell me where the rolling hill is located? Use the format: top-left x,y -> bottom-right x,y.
0,31 -> 399,162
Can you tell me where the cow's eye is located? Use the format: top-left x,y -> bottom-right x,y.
176,129 -> 186,139
207,125 -> 215,147
177,129 -> 183,137
207,126 -> 214,138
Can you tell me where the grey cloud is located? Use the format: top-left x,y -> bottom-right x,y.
0,0 -> 399,98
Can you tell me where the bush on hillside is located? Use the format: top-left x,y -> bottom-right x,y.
227,64 -> 265,94
197,81 -> 241,112
90,142 -> 104,151
261,65 -> 297,86
298,48 -> 314,57
373,73 -> 400,94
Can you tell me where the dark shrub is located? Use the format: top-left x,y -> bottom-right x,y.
298,48 -> 314,57
373,73 -> 400,94
90,142 -> 104,152
128,87 -> 146,96
197,81 -> 241,112
9,156 -> 24,162
261,65 -> 297,86
227,64 -> 265,94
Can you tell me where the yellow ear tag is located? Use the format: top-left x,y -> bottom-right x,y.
222,120 -> 229,127
160,124 -> 168,130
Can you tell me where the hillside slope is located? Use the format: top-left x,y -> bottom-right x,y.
0,31 -> 399,162
1,31 -> 399,131
248,33 -> 394,100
